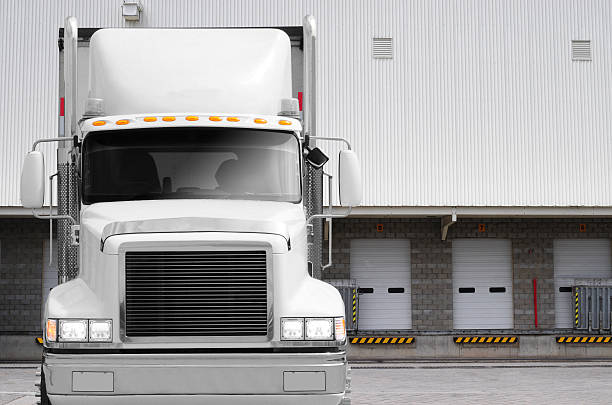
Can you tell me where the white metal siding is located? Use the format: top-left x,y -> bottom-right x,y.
350,239 -> 411,330
2,1 -> 612,208
452,239 -> 513,329
553,239 -> 612,328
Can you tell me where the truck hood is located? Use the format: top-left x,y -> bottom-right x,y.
81,199 -> 305,251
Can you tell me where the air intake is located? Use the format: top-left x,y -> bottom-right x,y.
373,37 -> 393,59
124,250 -> 269,337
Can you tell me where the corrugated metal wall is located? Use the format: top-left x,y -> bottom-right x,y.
1,0 -> 611,208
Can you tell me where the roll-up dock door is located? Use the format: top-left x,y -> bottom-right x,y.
452,239 -> 513,329
554,239 -> 612,328
350,239 -> 412,330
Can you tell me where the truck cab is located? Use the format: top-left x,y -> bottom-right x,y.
21,16 -> 360,405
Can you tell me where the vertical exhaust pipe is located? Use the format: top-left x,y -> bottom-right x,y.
64,16 -> 78,140
302,16 -> 324,278
58,17 -> 80,283
303,15 -> 316,144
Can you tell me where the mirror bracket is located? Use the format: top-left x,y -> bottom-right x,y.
306,171 -> 352,224
307,136 -> 352,150
306,206 -> 352,225
32,210 -> 76,225
32,136 -> 74,151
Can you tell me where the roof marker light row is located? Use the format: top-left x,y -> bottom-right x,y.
92,116 -> 293,127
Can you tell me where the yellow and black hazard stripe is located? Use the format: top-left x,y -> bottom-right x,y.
352,288 -> 357,324
557,336 -> 612,344
350,336 -> 415,344
454,336 -> 518,344
35,337 -> 43,345
575,291 -> 579,327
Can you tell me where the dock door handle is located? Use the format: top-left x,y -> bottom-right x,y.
458,287 -> 475,293
489,287 -> 506,293
388,288 -> 405,293
358,288 -> 374,294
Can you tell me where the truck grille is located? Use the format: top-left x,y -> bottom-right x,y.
124,250 -> 268,337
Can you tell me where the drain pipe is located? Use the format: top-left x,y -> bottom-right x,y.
533,279 -> 538,328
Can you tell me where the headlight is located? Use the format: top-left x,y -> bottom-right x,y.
58,319 -> 88,342
281,318 -> 304,340
47,318 -> 113,343
335,317 -> 346,342
305,318 -> 334,340
89,320 -> 112,342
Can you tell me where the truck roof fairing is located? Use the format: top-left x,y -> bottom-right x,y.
88,28 -> 292,116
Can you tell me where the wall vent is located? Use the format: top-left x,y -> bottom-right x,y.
373,37 -> 393,59
571,40 -> 592,61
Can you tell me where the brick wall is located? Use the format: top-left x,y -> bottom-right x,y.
323,218 -> 612,331
2,217 -> 612,335
0,219 -> 50,334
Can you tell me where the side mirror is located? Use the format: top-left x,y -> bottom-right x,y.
21,151 -> 45,209
338,150 -> 362,207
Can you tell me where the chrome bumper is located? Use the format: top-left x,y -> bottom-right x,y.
44,350 -> 347,405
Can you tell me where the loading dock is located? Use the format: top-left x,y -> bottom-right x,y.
350,239 -> 412,330
452,239 -> 513,329
553,239 -> 612,328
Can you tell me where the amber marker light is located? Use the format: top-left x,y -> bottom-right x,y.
143,117 -> 157,122
116,119 -> 129,125
254,118 -> 267,124
227,117 -> 240,122
92,121 -> 106,126
162,116 -> 176,122
209,116 -> 222,122
279,120 -> 292,125
46,319 -> 57,342
186,116 -> 199,121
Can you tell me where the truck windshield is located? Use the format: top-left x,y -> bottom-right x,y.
81,127 -> 301,204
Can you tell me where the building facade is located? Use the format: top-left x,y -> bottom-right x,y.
2,0 -> 612,358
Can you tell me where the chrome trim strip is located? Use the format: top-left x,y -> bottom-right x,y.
101,217 -> 290,251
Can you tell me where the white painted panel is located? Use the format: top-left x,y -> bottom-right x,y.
350,239 -> 411,330
553,239 -> 612,328
2,1 -> 612,208
42,239 -> 58,306
453,239 -> 513,329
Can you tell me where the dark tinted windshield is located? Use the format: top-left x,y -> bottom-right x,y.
82,127 -> 301,204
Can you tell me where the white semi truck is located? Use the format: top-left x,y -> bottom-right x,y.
20,16 -> 361,405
